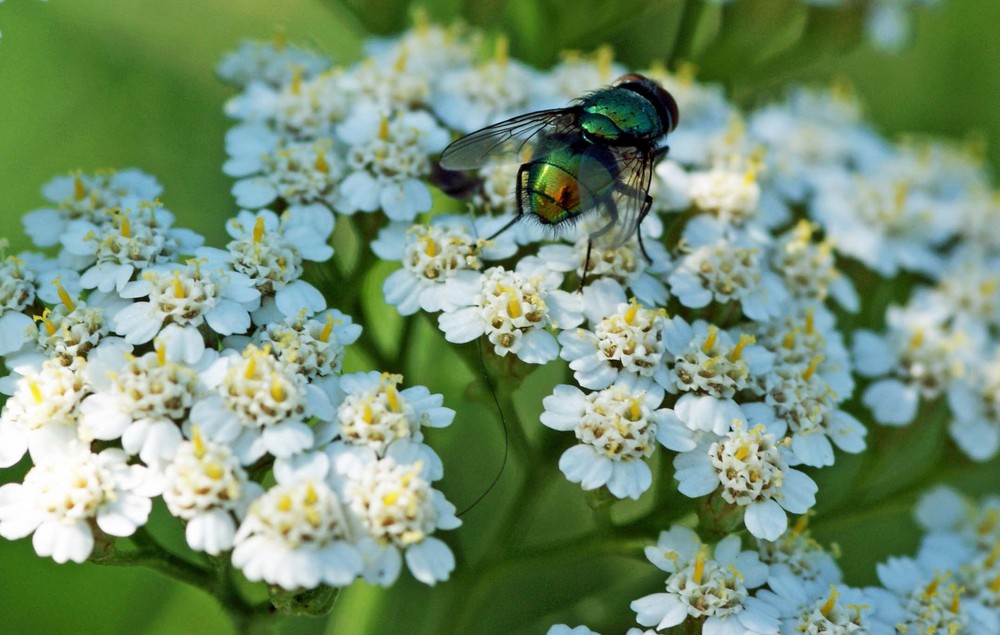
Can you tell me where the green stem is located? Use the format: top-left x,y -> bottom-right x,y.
96,528 -> 276,632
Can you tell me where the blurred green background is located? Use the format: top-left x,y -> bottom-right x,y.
1,0 -> 999,633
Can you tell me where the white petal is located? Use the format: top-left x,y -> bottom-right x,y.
744,499 -> 787,541
404,537 -> 455,585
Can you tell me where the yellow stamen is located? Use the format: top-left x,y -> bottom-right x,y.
794,219 -> 814,242
73,174 -> 87,200
628,398 -> 641,421
290,66 -> 303,96
743,166 -> 757,185
989,576 -> 1000,594
51,276 -> 77,311
701,326 -> 719,353
253,215 -> 265,244
319,314 -> 334,343
362,402 -> 374,424
277,494 -> 292,511
305,484 -> 318,505
386,384 -> 401,413
728,334 -> 755,362
692,544 -> 707,584
191,425 -> 206,458
820,586 -> 839,617
423,236 -> 439,258
383,491 -> 400,506
624,298 -> 640,325
120,216 -> 131,239
950,591 -> 961,613
28,380 -> 43,405
793,512 -> 810,533
271,377 -> 286,402
783,329 -> 797,349
244,356 -> 257,380
315,152 -> 330,174
596,45 -> 613,81
734,444 -> 750,461
676,60 -> 697,84
802,355 -> 824,381
894,183 -> 908,210
805,308 -> 815,335
155,338 -> 166,366
495,36 -> 508,66
925,577 -> 939,596
33,310 -> 57,336
394,45 -> 408,73
205,464 -> 224,480
172,271 -> 186,299
910,328 -> 925,349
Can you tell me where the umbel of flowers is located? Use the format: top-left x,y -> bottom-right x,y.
0,7 -> 997,633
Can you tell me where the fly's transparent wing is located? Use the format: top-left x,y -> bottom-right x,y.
591,147 -> 654,249
439,108 -> 580,170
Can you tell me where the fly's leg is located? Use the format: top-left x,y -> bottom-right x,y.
580,200 -> 620,290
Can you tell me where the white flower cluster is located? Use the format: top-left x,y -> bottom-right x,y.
0,165 -> 460,591
300,22 -> 990,633
555,491 -> 1000,635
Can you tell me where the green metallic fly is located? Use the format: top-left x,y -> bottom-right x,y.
438,73 -> 679,270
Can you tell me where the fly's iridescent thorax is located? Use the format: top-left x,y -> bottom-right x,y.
578,85 -> 665,146
522,139 -> 619,225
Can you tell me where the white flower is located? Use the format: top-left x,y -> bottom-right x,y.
335,109 -> 449,221
537,229 -> 671,307
0,255 -> 39,355
112,261 -> 260,345
67,203 -> 204,294
254,308 -> 361,380
163,427 -> 261,555
78,338 -> 210,466
540,377 -> 694,499
668,215 -> 789,321
226,133 -> 344,210
688,163 -> 761,224
0,444 -> 157,563
854,305 -> 968,426
431,45 -> 540,133
438,263 -> 583,364
27,298 -> 108,366
22,169 -> 163,248
217,36 -> 330,88
663,317 -> 773,399
224,71 -> 349,139
674,420 -> 817,541
328,371 -> 454,478
192,345 -> 334,464
558,280 -> 671,390
756,573 -> 883,634
756,517 -> 842,584
772,220 -> 858,311
373,217 -> 516,316
232,452 -> 362,589
631,526 -> 778,633
0,357 -> 90,467
329,448 -> 460,586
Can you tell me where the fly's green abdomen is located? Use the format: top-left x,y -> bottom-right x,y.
522,144 -> 617,225
579,87 -> 663,145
